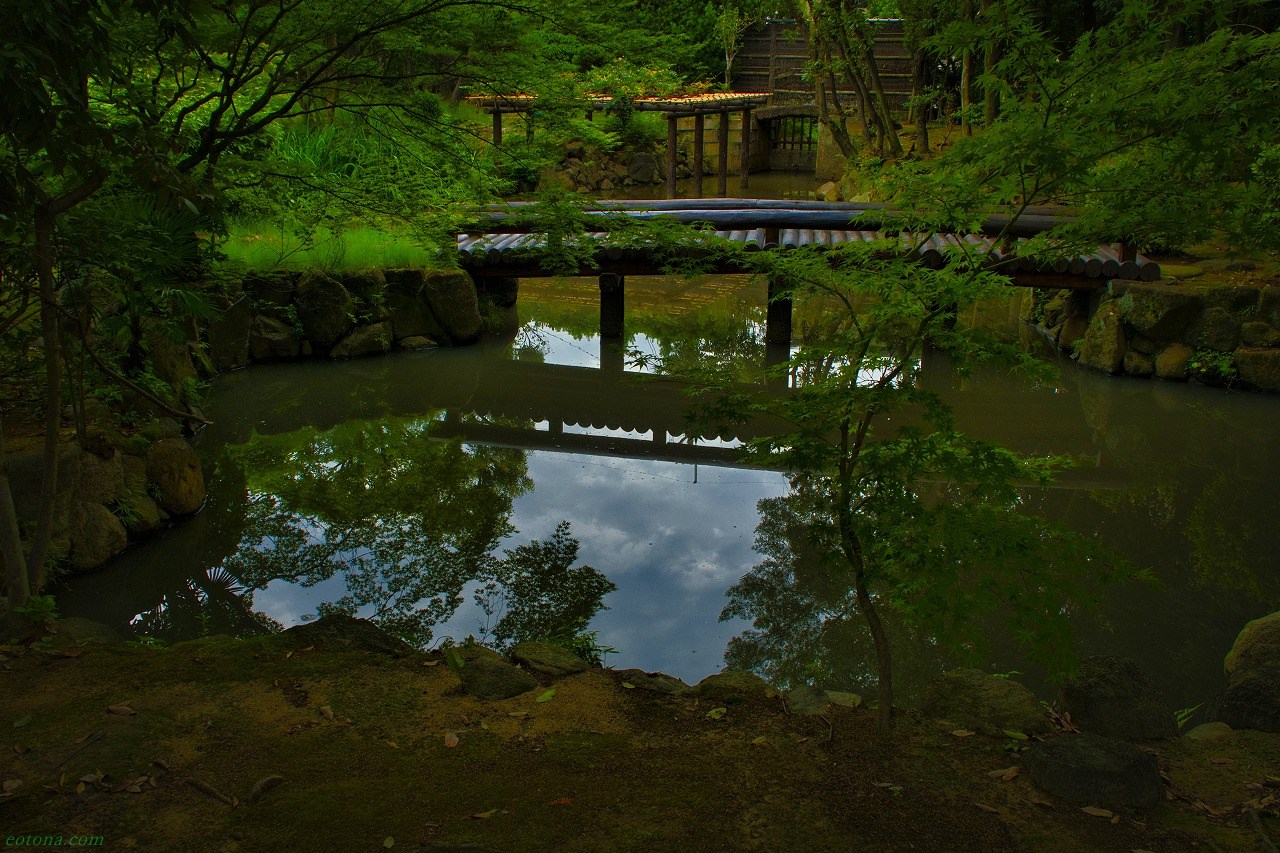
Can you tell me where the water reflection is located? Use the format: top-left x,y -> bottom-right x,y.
54,276 -> 1280,707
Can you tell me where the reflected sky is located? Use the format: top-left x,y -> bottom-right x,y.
55,275 -> 1280,705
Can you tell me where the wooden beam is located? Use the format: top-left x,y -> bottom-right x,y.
666,114 -> 678,200
692,114 -> 705,199
717,111 -> 729,198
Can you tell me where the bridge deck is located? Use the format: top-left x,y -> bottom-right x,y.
457,228 -> 1160,286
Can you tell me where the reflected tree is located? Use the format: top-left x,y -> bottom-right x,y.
220,413 -> 533,646
130,567 -> 282,642
475,520 -> 616,650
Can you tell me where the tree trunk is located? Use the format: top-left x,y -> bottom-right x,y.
911,48 -> 930,158
981,0 -> 1000,126
961,0 -> 974,136
0,411 -> 31,608
853,557 -> 893,734
26,205 -> 63,593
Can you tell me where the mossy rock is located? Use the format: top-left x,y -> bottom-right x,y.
510,641 -> 589,678
283,614 -> 414,657
296,271 -> 354,351
695,670 -> 776,701
921,669 -> 1050,736
1078,303 -> 1126,374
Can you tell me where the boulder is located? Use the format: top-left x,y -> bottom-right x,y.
1224,611 -> 1280,677
1154,343 -> 1194,380
337,270 -> 389,323
459,655 -> 538,700
627,153 -> 660,184
143,322 -> 197,390
385,271 -> 448,341
510,641 -> 589,678
1058,314 -> 1089,352
285,614 -> 415,656
1214,611 -> 1280,732
1123,349 -> 1154,377
614,669 -> 690,695
1234,349 -> 1280,392
786,685 -> 833,715
1241,320 -> 1280,348
242,271 -> 298,311
1025,734 -> 1162,808
120,455 -> 163,534
145,437 -> 205,516
1257,287 -> 1280,325
249,315 -> 301,362
206,298 -> 254,371
330,322 -> 392,359
296,271 -> 354,350
920,669 -> 1050,736
6,442 -> 81,536
1078,303 -> 1126,374
67,500 -> 127,570
77,451 -> 126,505
695,670 -> 776,700
1187,309 -> 1241,352
397,336 -> 438,351
1059,656 -> 1176,740
1184,722 -> 1233,741
54,617 -> 123,644
1214,665 -> 1280,732
424,271 -> 484,345
1115,283 -> 1202,342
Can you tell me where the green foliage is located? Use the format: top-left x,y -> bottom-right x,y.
1175,703 -> 1202,731
1188,349 -> 1238,386
12,594 -> 59,627
542,631 -> 619,667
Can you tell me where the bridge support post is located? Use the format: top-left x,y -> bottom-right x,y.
717,111 -> 729,197
492,111 -> 503,148
692,114 -> 705,199
765,276 -> 792,346
599,338 -> 625,373
599,273 -> 625,339
739,107 -> 752,192
665,114 -> 678,199
764,343 -> 790,394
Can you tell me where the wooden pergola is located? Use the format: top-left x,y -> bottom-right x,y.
465,92 -> 772,199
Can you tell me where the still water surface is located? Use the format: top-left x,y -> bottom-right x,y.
59,275 -> 1280,709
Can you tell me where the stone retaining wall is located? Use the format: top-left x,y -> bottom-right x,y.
1026,279 -> 1280,392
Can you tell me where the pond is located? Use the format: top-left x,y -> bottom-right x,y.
57,274 -> 1280,710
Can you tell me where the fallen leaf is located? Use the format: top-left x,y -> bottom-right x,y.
55,650 -> 83,658
507,711 -> 530,719
247,775 -> 285,804
13,716 -> 31,729
706,707 -> 727,720
444,732 -> 459,748
285,651 -> 293,659
106,704 -> 136,716
987,767 -> 1015,778
3,780 -> 22,793
152,759 -> 171,771
319,706 -> 334,721
549,797 -> 573,806
1002,730 -> 1028,741
480,720 -> 490,730
752,736 -> 767,746
974,803 -> 1000,814
1029,797 -> 1054,808
1264,776 -> 1280,788
386,741 -> 398,749
12,744 -> 27,754
1002,766 -> 1020,781
621,682 -> 636,689
383,837 -> 394,848
75,782 -> 85,795
536,689 -> 555,703
1210,757 -> 1234,765
73,734 -> 89,744
422,660 -> 440,667
1110,815 -> 1121,825
951,729 -> 976,738
1081,806 -> 1113,818
471,808 -> 498,819
301,646 -> 314,652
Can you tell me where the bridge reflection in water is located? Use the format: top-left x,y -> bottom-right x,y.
216,336 -> 1127,491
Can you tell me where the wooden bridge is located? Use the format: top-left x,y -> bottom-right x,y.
457,198 -> 1160,345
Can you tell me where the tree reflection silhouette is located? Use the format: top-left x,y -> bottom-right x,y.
203,413 -> 612,648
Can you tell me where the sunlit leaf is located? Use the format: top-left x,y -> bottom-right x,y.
706,707 -> 727,720
536,689 -> 555,703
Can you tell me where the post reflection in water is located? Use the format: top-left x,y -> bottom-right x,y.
54,276 -> 1280,707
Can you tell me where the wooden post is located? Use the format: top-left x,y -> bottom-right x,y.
665,114 -> 679,199
764,343 -> 790,394
492,111 -> 503,148
692,114 -> 705,199
600,273 -> 625,338
739,107 -> 752,192
600,338 -> 625,373
717,111 -> 729,198
765,276 -> 792,346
